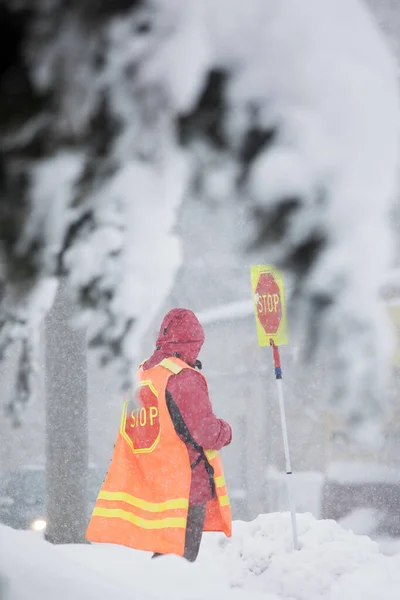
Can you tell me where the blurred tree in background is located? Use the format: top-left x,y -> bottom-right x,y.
0,0 -> 399,440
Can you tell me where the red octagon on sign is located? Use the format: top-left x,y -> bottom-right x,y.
255,272 -> 282,335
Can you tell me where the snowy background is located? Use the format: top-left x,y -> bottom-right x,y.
1,0 -> 400,598
0,0 -> 399,428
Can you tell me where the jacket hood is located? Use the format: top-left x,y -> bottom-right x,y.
156,308 -> 204,366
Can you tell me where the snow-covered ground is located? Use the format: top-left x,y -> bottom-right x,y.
2,512 -> 400,600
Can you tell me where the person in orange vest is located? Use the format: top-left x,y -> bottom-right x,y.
86,308 -> 232,562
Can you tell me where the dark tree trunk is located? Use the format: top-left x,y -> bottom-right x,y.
45,281 -> 88,544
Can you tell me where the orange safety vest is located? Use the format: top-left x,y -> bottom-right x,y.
86,356 -> 231,556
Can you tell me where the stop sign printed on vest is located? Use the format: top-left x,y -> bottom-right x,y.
120,380 -> 161,453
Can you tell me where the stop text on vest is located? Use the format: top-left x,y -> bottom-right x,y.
257,293 -> 280,314
129,406 -> 158,428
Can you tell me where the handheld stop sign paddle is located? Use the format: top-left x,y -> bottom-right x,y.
250,264 -> 298,551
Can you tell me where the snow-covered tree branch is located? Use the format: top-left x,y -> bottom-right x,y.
0,0 -> 399,435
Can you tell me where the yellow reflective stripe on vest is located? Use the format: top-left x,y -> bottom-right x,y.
98,491 -> 188,512
215,475 -> 226,488
159,358 -> 183,375
219,495 -> 230,507
205,450 -> 218,460
92,507 -> 186,529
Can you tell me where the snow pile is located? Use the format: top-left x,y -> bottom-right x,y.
0,524 -> 266,600
208,512 -> 397,599
60,541 -> 255,600
2,513 -> 400,600
0,526 -> 140,600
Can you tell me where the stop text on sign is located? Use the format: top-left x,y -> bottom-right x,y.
257,292 -> 280,314
129,406 -> 158,428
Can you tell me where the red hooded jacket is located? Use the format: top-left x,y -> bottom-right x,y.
143,308 -> 232,505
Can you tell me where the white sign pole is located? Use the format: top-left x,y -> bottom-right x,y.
271,340 -> 299,551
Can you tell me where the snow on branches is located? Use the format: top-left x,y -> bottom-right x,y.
0,0 -> 399,434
